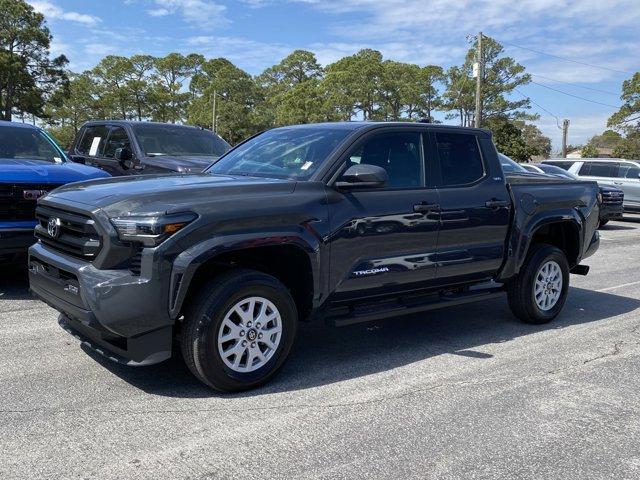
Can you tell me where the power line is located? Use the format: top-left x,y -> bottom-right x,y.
530,81 -> 621,109
514,88 -> 562,129
498,39 -> 632,75
530,73 -> 620,96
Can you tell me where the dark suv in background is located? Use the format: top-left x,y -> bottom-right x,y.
68,121 -> 231,176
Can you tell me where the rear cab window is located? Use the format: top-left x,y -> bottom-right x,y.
435,132 -> 485,186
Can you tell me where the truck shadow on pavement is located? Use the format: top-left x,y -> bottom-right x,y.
0,266 -> 30,301
82,286 -> 640,398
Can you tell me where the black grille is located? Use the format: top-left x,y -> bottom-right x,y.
35,206 -> 102,259
129,248 -> 143,275
601,190 -> 624,205
0,184 -> 61,221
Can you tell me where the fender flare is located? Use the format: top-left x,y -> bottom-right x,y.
498,209 -> 584,282
168,229 -> 322,319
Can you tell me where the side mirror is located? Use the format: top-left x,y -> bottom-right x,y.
114,147 -> 133,162
335,164 -> 388,190
68,154 -> 85,164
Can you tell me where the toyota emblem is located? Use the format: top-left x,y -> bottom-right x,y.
47,217 -> 61,238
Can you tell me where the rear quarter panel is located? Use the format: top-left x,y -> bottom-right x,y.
498,175 -> 599,280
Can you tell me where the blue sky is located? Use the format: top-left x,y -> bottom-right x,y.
28,0 -> 640,151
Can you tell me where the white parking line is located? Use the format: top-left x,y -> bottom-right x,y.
598,280 -> 640,292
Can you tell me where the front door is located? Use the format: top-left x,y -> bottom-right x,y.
328,129 -> 440,301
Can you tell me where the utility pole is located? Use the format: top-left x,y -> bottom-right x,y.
211,90 -> 217,133
474,32 -> 483,128
561,119 -> 570,158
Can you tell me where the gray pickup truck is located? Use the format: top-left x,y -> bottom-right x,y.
29,122 -> 600,392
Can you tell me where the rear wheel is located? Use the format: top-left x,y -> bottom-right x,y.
507,244 -> 569,324
181,269 -> 298,392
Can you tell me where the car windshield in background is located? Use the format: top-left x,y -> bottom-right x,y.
537,164 -> 579,180
207,127 -> 352,180
133,125 -> 230,157
0,126 -> 64,163
498,153 -> 528,173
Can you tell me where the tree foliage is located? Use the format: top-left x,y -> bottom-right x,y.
487,116 -> 539,162
0,0 -> 68,120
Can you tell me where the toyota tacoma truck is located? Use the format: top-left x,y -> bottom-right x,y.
28,122 -> 600,392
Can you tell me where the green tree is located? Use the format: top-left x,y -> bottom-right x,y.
258,50 -> 326,125
612,130 -> 640,159
188,58 -> 267,144
587,129 -> 623,149
608,72 -> 640,130
0,0 -> 68,120
91,55 -> 136,119
445,36 -> 534,126
322,49 -> 384,120
149,53 -> 204,123
581,144 -> 599,158
520,123 -> 551,158
44,73 -> 99,147
487,116 -> 538,162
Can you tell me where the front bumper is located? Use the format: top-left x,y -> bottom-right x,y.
0,227 -> 36,258
599,203 -> 624,221
28,241 -> 172,365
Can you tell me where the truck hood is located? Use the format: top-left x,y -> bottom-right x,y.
143,155 -> 218,173
0,158 -> 109,183
40,173 -> 297,215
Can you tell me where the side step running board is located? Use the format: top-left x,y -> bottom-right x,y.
328,287 -> 505,327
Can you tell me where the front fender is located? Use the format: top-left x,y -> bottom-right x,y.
168,228 -> 322,319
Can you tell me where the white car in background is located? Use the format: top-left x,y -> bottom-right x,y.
543,158 -> 640,212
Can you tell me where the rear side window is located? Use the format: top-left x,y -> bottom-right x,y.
579,162 -> 618,177
103,127 -> 131,158
435,133 -> 484,186
77,125 -> 109,157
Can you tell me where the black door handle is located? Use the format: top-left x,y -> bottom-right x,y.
413,202 -> 440,213
485,200 -> 510,208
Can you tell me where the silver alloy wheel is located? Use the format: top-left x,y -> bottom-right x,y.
217,296 -> 283,373
534,260 -> 563,311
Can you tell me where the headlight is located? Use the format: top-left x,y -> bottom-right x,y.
111,212 -> 197,246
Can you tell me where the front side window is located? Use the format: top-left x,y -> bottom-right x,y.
343,132 -> 423,188
436,132 -> 484,186
208,127 -> 352,180
134,125 -> 230,158
103,127 -> 131,158
77,125 -> 109,157
0,126 -> 64,163
618,164 -> 640,179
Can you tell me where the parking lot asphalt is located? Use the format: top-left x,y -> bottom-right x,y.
2,218 -> 640,480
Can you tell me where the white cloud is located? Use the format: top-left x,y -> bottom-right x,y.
185,36 -> 291,71
27,0 -> 100,26
535,111 -> 615,151
149,0 -> 228,27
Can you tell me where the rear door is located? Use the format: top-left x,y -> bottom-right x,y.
432,130 -> 511,284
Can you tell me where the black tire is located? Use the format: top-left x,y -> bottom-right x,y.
181,269 -> 298,392
598,219 -> 609,228
507,244 -> 570,324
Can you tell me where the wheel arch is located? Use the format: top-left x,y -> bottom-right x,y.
169,234 -> 321,322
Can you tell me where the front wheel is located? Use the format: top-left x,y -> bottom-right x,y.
507,244 -> 570,324
181,269 -> 298,392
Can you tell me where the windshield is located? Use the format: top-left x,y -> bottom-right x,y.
0,126 -> 65,163
207,127 -> 353,180
538,164 -> 578,180
133,124 -> 230,157
498,153 -> 527,173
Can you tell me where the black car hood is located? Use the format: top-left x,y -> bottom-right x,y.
143,155 -> 218,172
40,173 -> 296,215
